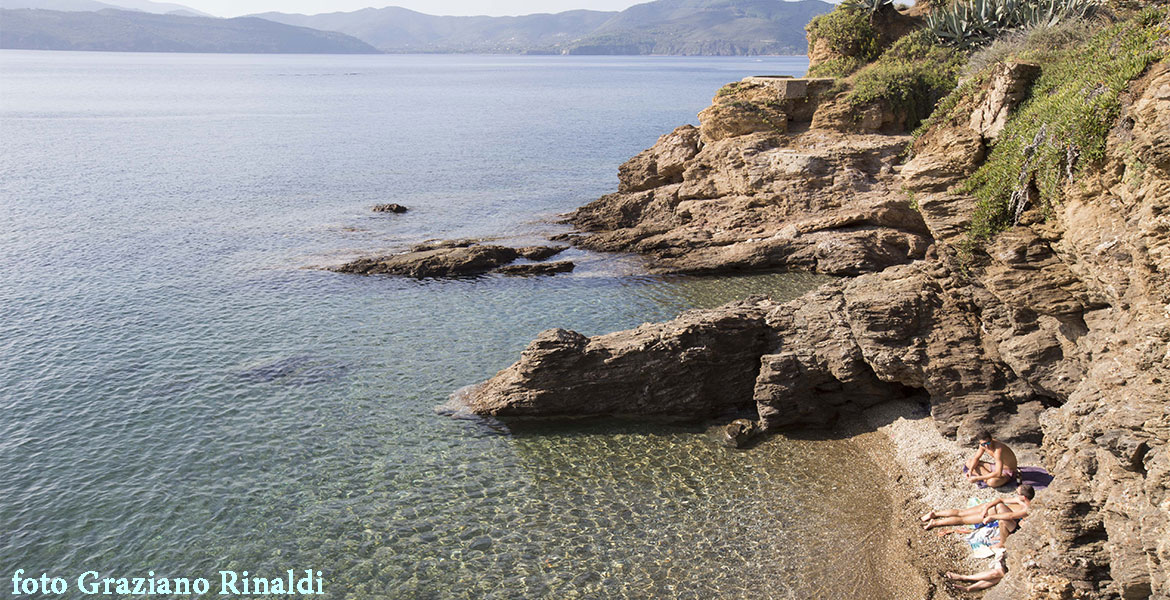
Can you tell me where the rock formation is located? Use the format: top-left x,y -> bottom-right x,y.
333,241 -> 572,279
470,298 -> 775,418
468,57 -> 1170,599
564,77 -> 931,276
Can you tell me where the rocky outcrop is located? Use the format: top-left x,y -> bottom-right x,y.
568,129 -> 930,275
468,59 -> 1170,599
560,75 -> 935,277
333,241 -> 572,278
618,125 -> 701,193
468,298 -> 776,418
373,203 -> 408,213
969,61 -> 1041,142
517,246 -> 567,261
335,244 -> 520,277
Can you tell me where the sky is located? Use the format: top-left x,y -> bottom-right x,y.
176,0 -> 844,18
182,0 -> 649,18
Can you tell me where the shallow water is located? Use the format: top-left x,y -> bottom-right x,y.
1,51 -> 891,598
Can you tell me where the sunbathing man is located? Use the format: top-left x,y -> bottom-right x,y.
964,429 -> 1019,487
921,484 -> 1035,535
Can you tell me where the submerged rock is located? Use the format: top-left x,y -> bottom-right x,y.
496,261 -> 575,276
722,418 -> 759,448
373,203 -> 408,213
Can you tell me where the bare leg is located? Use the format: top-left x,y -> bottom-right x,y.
929,505 -> 983,519
986,473 -> 1012,487
960,580 -> 1001,592
921,505 -> 978,519
925,515 -> 982,529
990,504 -> 1015,545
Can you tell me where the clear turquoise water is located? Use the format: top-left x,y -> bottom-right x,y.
0,51 -> 892,598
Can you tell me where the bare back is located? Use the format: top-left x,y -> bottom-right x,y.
989,441 -> 1018,471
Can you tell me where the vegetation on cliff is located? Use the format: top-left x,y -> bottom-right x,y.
845,30 -> 965,129
806,7 -> 882,76
964,7 -> 1170,240
924,0 -> 1104,49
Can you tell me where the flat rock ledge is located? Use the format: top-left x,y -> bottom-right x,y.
332,241 -> 568,279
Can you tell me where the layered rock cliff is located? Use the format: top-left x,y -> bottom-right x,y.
467,9 -> 1170,600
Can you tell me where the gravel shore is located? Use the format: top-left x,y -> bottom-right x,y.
835,400 -> 1039,599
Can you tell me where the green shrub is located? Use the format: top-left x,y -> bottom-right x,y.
806,6 -> 882,74
807,55 -> 868,77
845,30 -> 967,128
963,7 -> 1169,240
964,18 -> 1098,75
715,82 -> 745,97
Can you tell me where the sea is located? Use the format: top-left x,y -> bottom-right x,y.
0,51 -> 894,599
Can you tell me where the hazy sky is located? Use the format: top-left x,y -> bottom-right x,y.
183,1 -> 649,18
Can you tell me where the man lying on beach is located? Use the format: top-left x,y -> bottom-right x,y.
920,484 -> 1035,535
964,429 -> 1019,488
946,548 -> 1007,593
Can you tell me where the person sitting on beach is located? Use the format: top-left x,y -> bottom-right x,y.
964,429 -> 1019,488
945,548 -> 1008,593
921,484 -> 1035,535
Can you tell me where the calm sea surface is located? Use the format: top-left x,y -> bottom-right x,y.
1,51 -> 893,599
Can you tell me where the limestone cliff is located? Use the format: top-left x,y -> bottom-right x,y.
468,14 -> 1170,600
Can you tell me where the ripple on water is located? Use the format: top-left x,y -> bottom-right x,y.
0,52 -> 905,600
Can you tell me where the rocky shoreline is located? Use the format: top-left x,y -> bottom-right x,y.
459,9 -> 1170,597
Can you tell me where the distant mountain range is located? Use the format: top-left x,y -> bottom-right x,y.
254,0 -> 834,55
0,0 -> 211,17
0,9 -> 381,53
0,0 -> 834,55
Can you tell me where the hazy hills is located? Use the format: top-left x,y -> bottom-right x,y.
254,0 -> 834,55
0,0 -> 833,55
0,0 -> 211,17
0,9 -> 381,53
251,6 -> 616,54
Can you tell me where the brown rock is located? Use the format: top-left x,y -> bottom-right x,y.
334,244 -> 519,278
373,203 -> 408,213
467,298 -> 778,418
722,418 -> 760,448
698,101 -> 787,144
516,246 -> 568,261
969,62 -> 1041,142
618,125 -> 700,193
568,124 -> 927,276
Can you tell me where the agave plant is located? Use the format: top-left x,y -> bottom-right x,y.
843,0 -> 896,14
926,0 -> 1104,49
